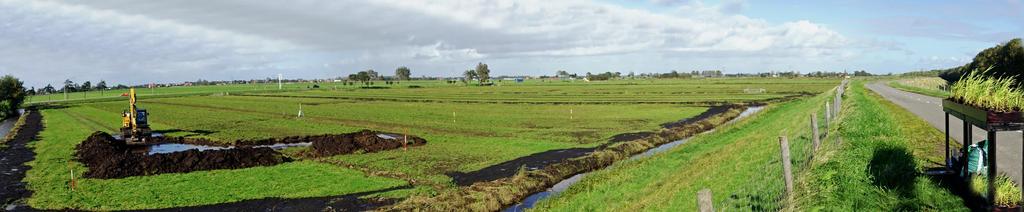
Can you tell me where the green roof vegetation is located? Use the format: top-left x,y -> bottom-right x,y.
949,68 -> 1024,112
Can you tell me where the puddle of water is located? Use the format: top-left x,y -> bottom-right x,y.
146,142 -> 311,155
0,109 -> 25,138
148,143 -> 232,155
377,134 -> 398,140
505,106 -> 764,211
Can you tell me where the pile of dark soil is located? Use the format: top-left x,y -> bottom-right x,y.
306,130 -> 426,157
75,132 -> 291,179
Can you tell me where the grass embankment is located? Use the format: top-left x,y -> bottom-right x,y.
530,85 -> 834,211
889,77 -> 949,98
794,80 -> 965,210
388,106 -> 747,211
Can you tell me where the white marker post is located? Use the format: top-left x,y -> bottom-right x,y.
278,74 -> 283,90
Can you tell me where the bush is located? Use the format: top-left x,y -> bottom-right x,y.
0,75 -> 26,118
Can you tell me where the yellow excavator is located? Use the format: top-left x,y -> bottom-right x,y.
121,88 -> 152,144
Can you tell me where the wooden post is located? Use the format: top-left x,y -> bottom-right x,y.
825,102 -> 831,129
812,113 -> 820,152
779,136 -> 794,195
697,188 -> 714,212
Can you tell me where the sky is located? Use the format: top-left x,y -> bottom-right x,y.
0,0 -> 1021,88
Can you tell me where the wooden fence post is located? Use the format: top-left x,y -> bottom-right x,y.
812,113 -> 820,152
779,136 -> 794,195
698,188 -> 714,212
825,103 -> 831,130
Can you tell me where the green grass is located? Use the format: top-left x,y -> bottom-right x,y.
251,78 -> 838,104
949,68 -> 1024,112
531,82 -> 833,211
971,174 -> 1022,207
889,77 -> 950,98
24,78 -> 839,210
794,80 -> 966,210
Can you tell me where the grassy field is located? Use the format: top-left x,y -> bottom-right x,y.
531,82 -> 834,211
23,78 -> 838,210
794,80 -> 965,210
253,78 -> 830,104
889,77 -> 950,98
533,80 -> 969,211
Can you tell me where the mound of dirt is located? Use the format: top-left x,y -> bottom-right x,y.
306,130 -> 426,157
75,132 -> 291,179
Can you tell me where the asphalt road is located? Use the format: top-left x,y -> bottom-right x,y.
867,82 -> 1024,185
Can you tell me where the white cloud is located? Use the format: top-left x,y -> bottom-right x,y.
2,0 -> 859,87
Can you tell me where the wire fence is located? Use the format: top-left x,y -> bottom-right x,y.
700,79 -> 849,212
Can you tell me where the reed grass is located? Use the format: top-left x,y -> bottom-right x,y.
971,174 -> 1022,207
949,68 -> 1024,112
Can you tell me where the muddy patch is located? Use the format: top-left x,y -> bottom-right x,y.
305,130 -> 426,157
75,130 -> 427,179
660,105 -> 731,128
0,110 -> 42,210
448,147 -> 597,186
76,132 -> 291,179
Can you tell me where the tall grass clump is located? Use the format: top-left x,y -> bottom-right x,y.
971,174 -> 1022,207
949,68 -> 1024,112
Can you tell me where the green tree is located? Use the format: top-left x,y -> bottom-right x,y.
395,66 -> 412,81
367,69 -> 379,80
97,80 -> 108,96
474,62 -> 490,85
0,75 -> 26,118
556,70 -> 569,77
42,84 -> 55,93
941,38 -> 1024,85
81,81 -> 92,91
463,70 -> 477,85
348,70 -> 372,85
63,79 -> 74,92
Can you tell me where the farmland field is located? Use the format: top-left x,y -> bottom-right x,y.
889,77 -> 949,98
22,78 -> 839,210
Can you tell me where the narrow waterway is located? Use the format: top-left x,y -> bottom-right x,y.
0,109 -> 25,138
141,133 -> 401,155
504,106 -> 765,211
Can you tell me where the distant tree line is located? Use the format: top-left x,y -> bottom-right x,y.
938,38 -> 1024,86
901,69 -> 946,77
